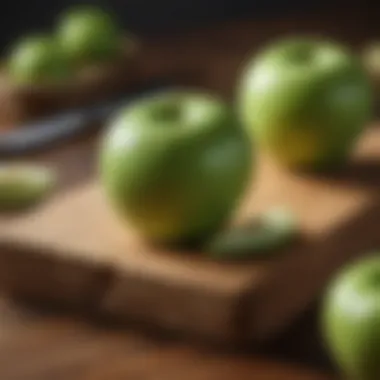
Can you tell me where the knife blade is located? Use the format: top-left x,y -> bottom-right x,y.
0,80 -> 171,157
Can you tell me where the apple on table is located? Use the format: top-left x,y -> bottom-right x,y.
56,6 -> 124,67
322,255 -> 380,380
100,91 -> 253,246
238,37 -> 373,170
7,34 -> 71,85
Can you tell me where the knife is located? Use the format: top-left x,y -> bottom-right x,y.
0,80 -> 171,157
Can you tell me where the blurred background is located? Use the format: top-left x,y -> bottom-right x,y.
0,0 -> 376,46
0,1 -> 379,379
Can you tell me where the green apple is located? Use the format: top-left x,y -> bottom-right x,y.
7,34 -> 71,85
100,90 -> 253,245
57,6 -> 122,66
238,37 -> 373,170
322,255 -> 380,380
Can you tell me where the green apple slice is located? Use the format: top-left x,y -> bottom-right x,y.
207,207 -> 299,260
0,163 -> 56,211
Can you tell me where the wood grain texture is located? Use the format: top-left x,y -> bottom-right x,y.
0,6 -> 378,344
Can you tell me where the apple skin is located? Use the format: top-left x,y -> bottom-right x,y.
7,34 -> 71,85
238,37 -> 373,170
57,6 -> 122,66
100,91 -> 253,246
322,255 -> 380,380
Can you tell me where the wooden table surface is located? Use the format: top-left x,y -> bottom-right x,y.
0,298 -> 335,380
0,4 -> 374,379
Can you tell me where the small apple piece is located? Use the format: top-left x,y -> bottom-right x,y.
0,163 -> 56,210
57,6 -> 123,66
100,90 -> 253,245
322,255 -> 380,380
7,34 -> 71,85
207,206 -> 298,260
238,37 -> 373,170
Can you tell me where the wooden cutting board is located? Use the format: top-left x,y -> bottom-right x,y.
1,124 -> 380,344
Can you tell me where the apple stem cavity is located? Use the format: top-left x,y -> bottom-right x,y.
150,101 -> 182,123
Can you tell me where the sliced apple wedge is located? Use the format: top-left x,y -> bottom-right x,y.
207,207 -> 299,260
0,163 -> 56,211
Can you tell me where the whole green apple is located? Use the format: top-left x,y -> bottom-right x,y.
322,255 -> 380,380
238,37 -> 373,170
7,34 -> 71,85
57,6 -> 122,66
100,91 -> 253,245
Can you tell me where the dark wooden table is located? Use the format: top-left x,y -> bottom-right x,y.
0,298 -> 335,380
0,4 -> 374,379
